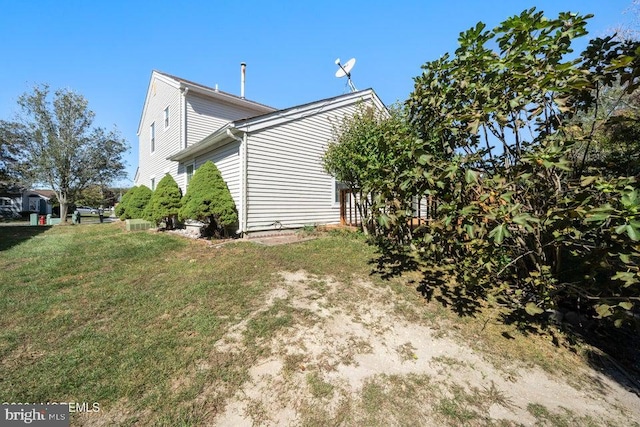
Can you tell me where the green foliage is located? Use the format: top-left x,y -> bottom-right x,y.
144,174 -> 182,229
0,84 -> 128,220
179,161 -> 237,236
126,185 -> 152,220
117,186 -> 151,220
323,105 -> 422,234
334,9 -> 640,328
75,185 -> 108,209
115,187 -> 135,219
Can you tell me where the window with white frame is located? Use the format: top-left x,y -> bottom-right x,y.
0,197 -> 13,206
164,106 -> 169,129
150,122 -> 155,153
333,179 -> 349,205
150,177 -> 155,191
186,164 -> 194,188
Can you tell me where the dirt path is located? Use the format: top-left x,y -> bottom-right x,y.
213,271 -> 640,426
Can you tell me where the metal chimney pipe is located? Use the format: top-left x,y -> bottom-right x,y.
240,62 -> 246,99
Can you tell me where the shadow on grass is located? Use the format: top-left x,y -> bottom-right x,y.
0,225 -> 51,252
368,239 -> 484,318
368,239 -> 640,399
581,325 -> 640,398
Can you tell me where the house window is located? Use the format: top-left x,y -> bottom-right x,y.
150,122 -> 155,153
164,106 -> 170,129
150,177 -> 156,191
186,164 -> 194,188
333,179 -> 349,205
0,197 -> 12,206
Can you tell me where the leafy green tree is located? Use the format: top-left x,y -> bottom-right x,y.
144,174 -> 182,229
328,9 -> 640,327
75,185 -> 106,209
179,161 -> 237,237
125,185 -> 152,220
324,105 -> 426,236
0,120 -> 24,189
0,85 -> 128,221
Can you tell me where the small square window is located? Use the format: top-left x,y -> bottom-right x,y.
164,107 -> 170,129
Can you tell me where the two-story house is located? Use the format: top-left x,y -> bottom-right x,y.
135,70 -> 385,236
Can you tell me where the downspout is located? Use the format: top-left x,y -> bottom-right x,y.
226,128 -> 246,235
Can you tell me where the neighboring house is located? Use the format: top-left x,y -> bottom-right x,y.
136,70 -> 386,236
0,187 -> 53,218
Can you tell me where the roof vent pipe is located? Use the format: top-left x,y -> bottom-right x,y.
240,62 -> 246,99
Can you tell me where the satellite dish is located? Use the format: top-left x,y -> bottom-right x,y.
335,58 -> 356,78
334,57 -> 358,92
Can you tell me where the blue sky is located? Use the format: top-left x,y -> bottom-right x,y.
0,0 -> 634,186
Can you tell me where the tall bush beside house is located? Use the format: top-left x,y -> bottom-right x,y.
144,174 -> 182,229
399,10 -> 640,326
179,161 -> 238,237
125,185 -> 152,220
327,9 -> 639,328
116,187 -> 136,220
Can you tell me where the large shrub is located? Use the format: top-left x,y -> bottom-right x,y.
179,161 -> 238,237
116,187 -> 135,220
124,185 -> 152,220
144,174 -> 182,229
329,9 -> 640,328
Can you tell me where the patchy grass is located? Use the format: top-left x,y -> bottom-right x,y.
526,403 -> 603,427
0,224 -> 380,424
0,224 -> 636,425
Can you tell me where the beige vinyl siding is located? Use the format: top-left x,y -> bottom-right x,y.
191,141 -> 241,207
186,94 -> 265,147
245,103 -> 363,232
136,77 -> 181,188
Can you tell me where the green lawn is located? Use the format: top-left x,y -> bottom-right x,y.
0,224 -> 633,426
0,224 -> 380,424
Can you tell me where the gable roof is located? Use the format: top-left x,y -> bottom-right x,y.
168,88 -> 386,162
136,70 -> 276,135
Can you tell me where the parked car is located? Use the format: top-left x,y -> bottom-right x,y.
75,206 -> 99,215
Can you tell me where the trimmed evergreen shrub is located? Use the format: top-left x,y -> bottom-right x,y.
116,187 -> 136,220
179,161 -> 238,237
125,185 -> 152,220
144,174 -> 182,229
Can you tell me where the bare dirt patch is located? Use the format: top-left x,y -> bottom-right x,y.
209,271 -> 640,426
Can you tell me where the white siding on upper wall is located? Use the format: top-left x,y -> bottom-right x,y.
136,77 -> 181,188
190,141 -> 241,208
186,94 -> 265,147
245,102 -> 367,232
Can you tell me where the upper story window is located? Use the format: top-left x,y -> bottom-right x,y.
164,106 -> 170,129
150,122 -> 155,153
